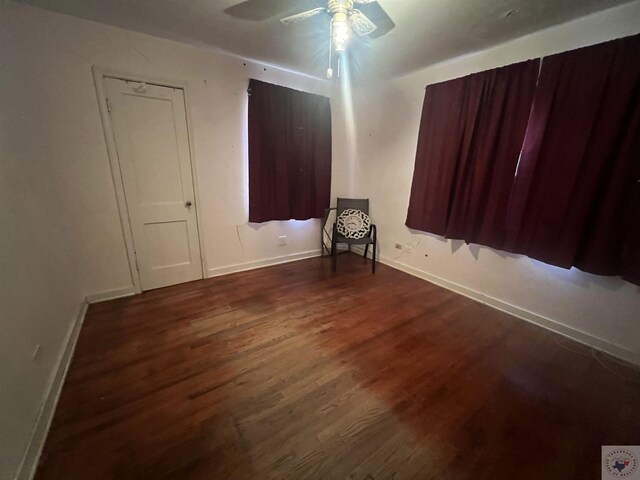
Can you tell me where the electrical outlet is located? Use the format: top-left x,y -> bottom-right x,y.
278,235 -> 287,246
395,242 -> 413,253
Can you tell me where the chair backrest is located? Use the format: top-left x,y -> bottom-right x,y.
337,198 -> 369,217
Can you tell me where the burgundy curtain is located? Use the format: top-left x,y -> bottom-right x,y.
405,59 -> 539,248
505,34 -> 640,284
248,79 -> 332,223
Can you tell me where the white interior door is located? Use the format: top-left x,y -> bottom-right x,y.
104,77 -> 202,291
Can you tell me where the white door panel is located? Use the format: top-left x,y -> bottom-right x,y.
105,78 -> 202,290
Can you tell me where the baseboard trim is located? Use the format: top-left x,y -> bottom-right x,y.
378,255 -> 640,367
207,250 -> 321,278
15,300 -> 89,480
85,286 -> 136,304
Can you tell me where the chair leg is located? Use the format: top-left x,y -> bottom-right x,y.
364,244 -> 369,263
332,224 -> 337,272
372,237 -> 376,274
332,244 -> 337,272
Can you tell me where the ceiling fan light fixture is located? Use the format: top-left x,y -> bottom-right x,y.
231,0 -> 395,78
332,13 -> 350,52
328,0 -> 353,53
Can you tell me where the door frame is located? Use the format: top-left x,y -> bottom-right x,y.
92,66 -> 207,293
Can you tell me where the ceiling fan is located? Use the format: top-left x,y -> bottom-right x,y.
225,0 -> 395,78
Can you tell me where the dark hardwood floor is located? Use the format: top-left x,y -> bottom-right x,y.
36,254 -> 640,479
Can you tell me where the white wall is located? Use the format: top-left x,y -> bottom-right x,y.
0,3 -> 350,478
0,26 -> 87,477
350,1 -> 640,363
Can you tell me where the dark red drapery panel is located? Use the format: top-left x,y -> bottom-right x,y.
405,59 -> 539,248
248,79 -> 332,223
505,34 -> 640,284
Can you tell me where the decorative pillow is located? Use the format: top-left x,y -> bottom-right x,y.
336,209 -> 371,239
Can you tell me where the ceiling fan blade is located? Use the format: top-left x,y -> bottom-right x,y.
355,1 -> 395,38
224,0 -> 291,20
350,9 -> 377,37
224,0 -> 322,21
281,7 -> 327,25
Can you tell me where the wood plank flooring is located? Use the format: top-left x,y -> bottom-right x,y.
36,254 -> 640,479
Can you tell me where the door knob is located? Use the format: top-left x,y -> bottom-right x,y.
185,200 -> 193,209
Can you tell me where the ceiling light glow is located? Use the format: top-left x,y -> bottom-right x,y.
332,14 -> 350,52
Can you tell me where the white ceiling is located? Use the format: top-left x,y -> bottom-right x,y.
22,0 -> 636,79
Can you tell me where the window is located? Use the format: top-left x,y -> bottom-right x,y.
405,59 -> 539,249
406,34 -> 640,285
248,79 -> 332,223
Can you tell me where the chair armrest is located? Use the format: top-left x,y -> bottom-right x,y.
322,207 -> 336,227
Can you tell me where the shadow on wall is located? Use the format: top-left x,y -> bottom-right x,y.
406,227 -> 633,293
524,257 -> 631,293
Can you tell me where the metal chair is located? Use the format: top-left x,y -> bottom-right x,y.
330,198 -> 377,273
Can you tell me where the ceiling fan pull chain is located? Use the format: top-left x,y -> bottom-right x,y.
327,19 -> 334,79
